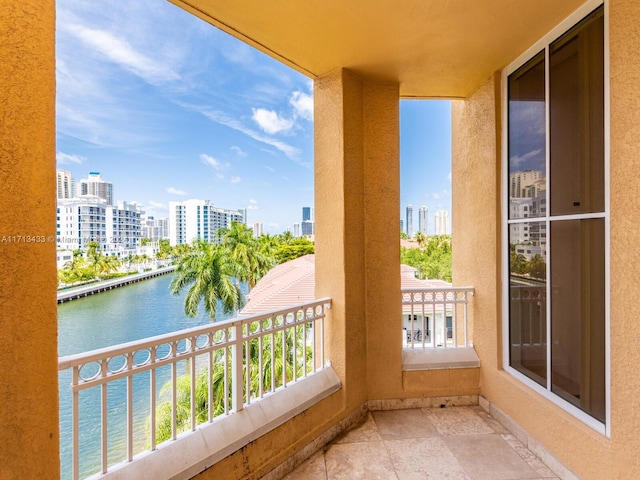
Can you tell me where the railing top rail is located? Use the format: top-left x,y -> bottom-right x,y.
401,286 -> 474,293
58,297 -> 331,371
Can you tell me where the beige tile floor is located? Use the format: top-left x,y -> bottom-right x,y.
283,406 -> 561,480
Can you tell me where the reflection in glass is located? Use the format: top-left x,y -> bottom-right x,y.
508,51 -> 546,220
550,219 -> 605,422
509,222 -> 547,386
550,8 -> 604,216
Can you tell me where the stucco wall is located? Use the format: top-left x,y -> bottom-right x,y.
0,1 -> 60,478
452,2 -> 640,478
607,0 -> 640,474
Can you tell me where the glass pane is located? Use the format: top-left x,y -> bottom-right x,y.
550,218 -> 605,422
550,7 -> 604,216
509,222 -> 547,386
508,51 -> 546,220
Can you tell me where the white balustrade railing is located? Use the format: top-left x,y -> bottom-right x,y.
509,284 -> 546,347
402,287 -> 474,348
58,298 -> 330,480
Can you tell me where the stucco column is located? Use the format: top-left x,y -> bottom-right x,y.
0,2 -> 60,479
315,69 -> 401,409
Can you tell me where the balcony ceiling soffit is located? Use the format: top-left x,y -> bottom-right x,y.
170,0 -> 586,98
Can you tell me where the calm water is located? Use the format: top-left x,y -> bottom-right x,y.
58,273 -> 239,479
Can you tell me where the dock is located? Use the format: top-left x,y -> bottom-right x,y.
57,266 -> 177,303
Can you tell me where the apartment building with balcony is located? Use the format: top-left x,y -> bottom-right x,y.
169,199 -> 244,246
3,0 -> 640,478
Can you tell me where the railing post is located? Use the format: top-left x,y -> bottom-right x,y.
231,323 -> 244,412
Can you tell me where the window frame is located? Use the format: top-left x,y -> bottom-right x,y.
501,0 -> 610,436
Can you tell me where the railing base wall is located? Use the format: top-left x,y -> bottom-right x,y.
402,368 -> 481,397
95,368 -> 341,480
479,396 -> 580,480
402,346 -> 480,370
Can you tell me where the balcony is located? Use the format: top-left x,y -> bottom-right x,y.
53,288 -> 576,480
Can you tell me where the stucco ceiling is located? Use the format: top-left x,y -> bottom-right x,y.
170,0 -> 588,98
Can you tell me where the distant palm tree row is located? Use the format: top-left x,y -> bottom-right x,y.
57,242 -> 148,285
56,224 -> 315,293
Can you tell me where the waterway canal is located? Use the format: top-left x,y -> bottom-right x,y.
58,273 -> 238,479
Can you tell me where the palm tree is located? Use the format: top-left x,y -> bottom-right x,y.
258,233 -> 279,258
415,231 -> 427,248
170,240 -> 243,319
218,221 -> 272,290
95,255 -> 121,279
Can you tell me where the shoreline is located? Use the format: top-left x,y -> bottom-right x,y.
57,266 -> 176,303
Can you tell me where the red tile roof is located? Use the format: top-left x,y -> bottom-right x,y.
240,254 -> 450,316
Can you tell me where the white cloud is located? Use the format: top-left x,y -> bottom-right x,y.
200,153 -> 223,170
447,172 -> 452,181
148,201 -> 166,208
247,199 -> 259,210
230,176 -> 241,183
251,108 -> 294,135
230,146 -> 247,157
510,149 -> 543,168
432,193 -> 443,200
188,106 -> 305,166
65,23 -> 179,86
56,152 -> 86,165
263,165 -> 276,173
166,187 -> 188,196
289,91 -> 313,121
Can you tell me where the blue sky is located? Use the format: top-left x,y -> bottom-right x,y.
56,0 -> 451,235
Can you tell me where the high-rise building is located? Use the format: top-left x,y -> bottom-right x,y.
77,172 -> 114,205
57,196 -> 107,250
509,170 -> 543,198
418,205 -> 428,235
169,199 -> 244,246
400,219 -> 404,234
293,223 -> 301,237
57,197 -> 144,253
302,207 -> 312,222
434,210 -> 450,235
56,169 -> 74,199
302,206 -> 314,236
105,201 -> 144,252
253,220 -> 263,238
141,216 -> 169,241
239,208 -> 248,225
406,204 -> 413,236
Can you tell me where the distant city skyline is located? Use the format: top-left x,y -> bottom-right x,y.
55,0 -> 451,235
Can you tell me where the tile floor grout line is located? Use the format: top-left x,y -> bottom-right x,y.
376,421 -> 403,480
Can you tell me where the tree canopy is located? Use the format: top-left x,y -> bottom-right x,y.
400,234 -> 452,282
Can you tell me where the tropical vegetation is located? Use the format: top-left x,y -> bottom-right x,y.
153,322 -> 313,443
401,234 -> 452,282
155,222 -> 317,442
509,243 -> 546,280
170,222 -> 315,318
58,242 -> 122,285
